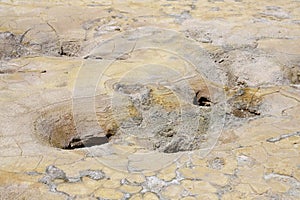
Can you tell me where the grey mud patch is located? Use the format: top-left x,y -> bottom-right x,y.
0,31 -> 29,60
0,27 -> 83,59
284,65 -> 300,84
109,83 -> 213,153
38,165 -> 106,197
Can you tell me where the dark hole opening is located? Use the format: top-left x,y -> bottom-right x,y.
59,46 -> 67,56
106,133 -> 113,139
193,91 -> 212,107
63,136 -> 110,150
198,97 -> 211,106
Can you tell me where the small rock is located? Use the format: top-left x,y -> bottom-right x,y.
208,157 -> 225,170
142,176 -> 167,194
67,177 -> 81,183
79,169 -> 106,180
39,175 -> 52,185
237,155 -> 255,167
122,193 -> 131,200
45,165 -> 67,181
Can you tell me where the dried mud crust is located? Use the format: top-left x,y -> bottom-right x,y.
30,26 -> 269,155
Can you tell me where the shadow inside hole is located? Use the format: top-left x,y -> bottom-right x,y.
64,136 -> 110,150
193,91 -> 212,106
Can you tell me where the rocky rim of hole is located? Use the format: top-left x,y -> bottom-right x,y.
33,82 -> 221,153
33,80 -> 263,153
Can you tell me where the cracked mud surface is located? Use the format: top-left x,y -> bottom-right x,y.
1,0 -> 300,200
